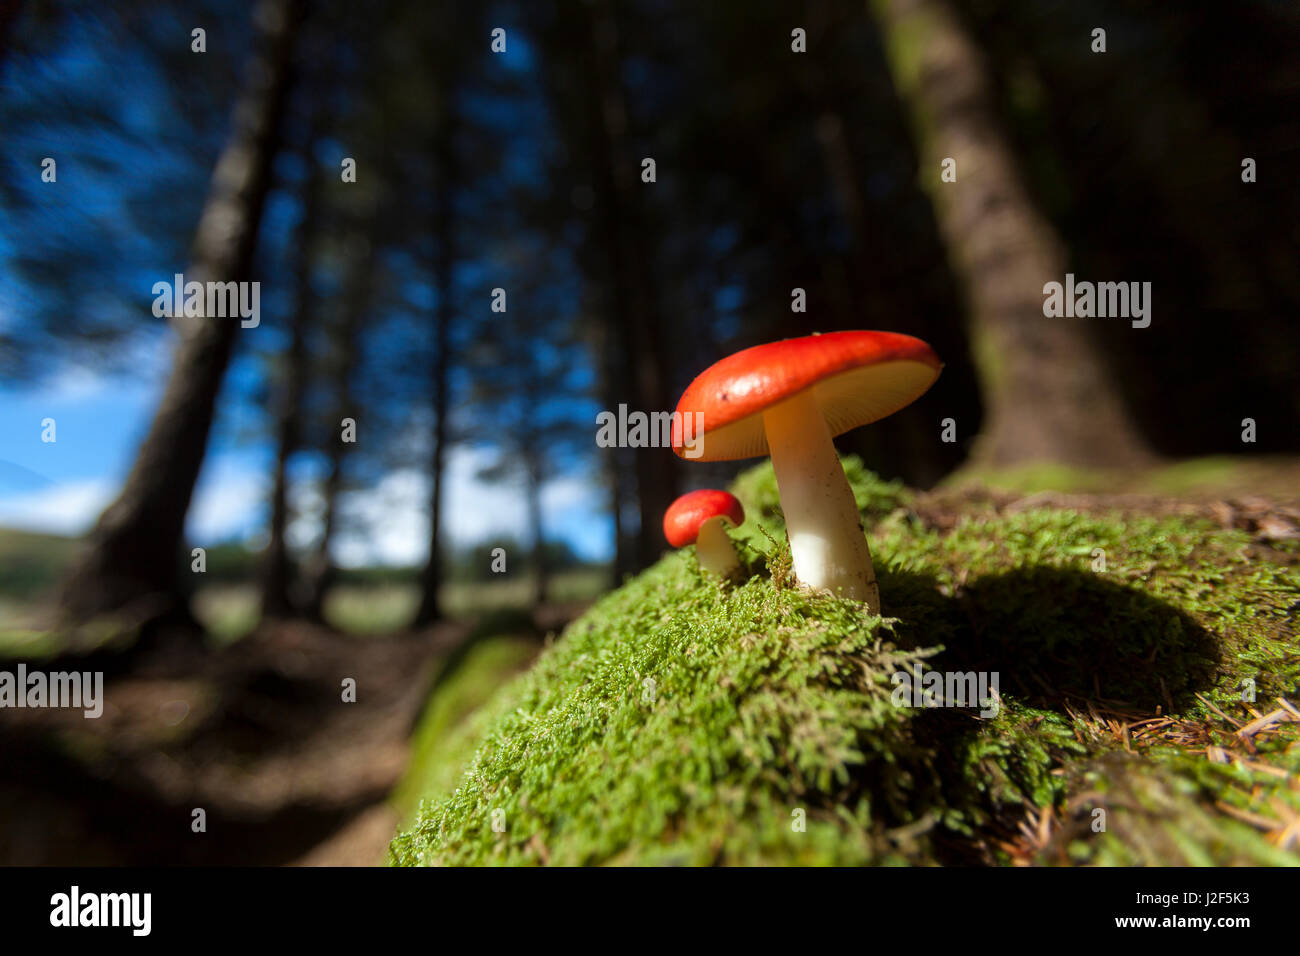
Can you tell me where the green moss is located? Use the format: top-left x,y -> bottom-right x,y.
392,634 -> 540,821
390,562 -> 948,866
730,454 -> 908,546
1050,747 -> 1300,866
945,454 -> 1300,497
0,627 -> 62,659
1146,456 -> 1252,495
391,458 -> 1299,866
943,461 -> 1118,494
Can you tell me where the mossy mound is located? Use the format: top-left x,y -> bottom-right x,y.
1047,749 -> 1300,866
390,631 -> 541,822
390,457 -> 1300,866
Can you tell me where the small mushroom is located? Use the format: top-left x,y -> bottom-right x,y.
671,331 -> 942,613
663,489 -> 746,580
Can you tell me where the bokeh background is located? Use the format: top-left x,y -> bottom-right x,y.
0,0 -> 1297,864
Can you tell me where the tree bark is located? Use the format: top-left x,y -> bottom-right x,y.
871,0 -> 1152,468
58,0 -> 301,642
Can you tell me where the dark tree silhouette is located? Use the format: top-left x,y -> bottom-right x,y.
576,0 -> 678,569
300,193 -> 383,623
58,0 -> 304,644
0,0 -> 22,70
260,113 -> 326,622
413,66 -> 462,628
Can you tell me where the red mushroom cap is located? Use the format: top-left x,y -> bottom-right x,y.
671,330 -> 942,462
663,489 -> 746,548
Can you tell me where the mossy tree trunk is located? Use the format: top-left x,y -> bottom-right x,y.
58,0 -> 302,643
871,0 -> 1152,468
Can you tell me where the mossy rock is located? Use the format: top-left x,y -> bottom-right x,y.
390,458 -> 1300,866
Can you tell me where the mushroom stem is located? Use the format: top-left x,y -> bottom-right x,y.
762,389 -> 881,611
694,515 -> 741,579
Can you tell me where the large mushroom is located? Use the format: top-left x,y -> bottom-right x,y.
670,331 -> 941,613
663,489 -> 746,580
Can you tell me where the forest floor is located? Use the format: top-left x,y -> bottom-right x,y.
0,608 -> 562,865
2,458 -> 1298,866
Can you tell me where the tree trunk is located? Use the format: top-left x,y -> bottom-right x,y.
0,0 -> 21,71
582,0 -> 678,569
524,451 -> 548,609
413,98 -> 459,628
588,313 -> 632,586
57,0 -> 301,643
260,120 -> 324,622
301,447 -> 344,624
871,0 -> 1152,468
607,450 -> 630,587
301,208 -> 377,625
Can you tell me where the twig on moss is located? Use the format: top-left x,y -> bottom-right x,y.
1236,698 -> 1299,751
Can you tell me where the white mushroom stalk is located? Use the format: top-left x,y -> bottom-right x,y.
694,516 -> 742,579
763,389 -> 880,612
670,331 -> 941,614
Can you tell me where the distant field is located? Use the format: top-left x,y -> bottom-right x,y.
195,570 -> 609,641
0,525 -> 609,646
0,527 -> 80,642
0,526 -> 79,602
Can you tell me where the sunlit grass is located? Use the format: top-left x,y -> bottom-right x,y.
191,568 -> 611,641
944,454 -> 1300,497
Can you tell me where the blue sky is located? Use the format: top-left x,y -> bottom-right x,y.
0,7 -> 614,568
0,340 -> 614,567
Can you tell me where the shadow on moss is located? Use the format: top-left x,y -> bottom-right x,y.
883,564 -> 1221,716
867,564 -> 1225,863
